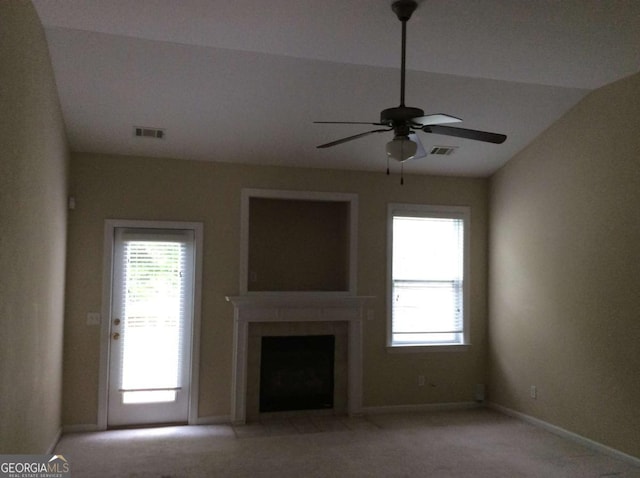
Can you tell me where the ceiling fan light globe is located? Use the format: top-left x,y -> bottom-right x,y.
386,137 -> 418,162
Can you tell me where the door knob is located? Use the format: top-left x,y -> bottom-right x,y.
113,318 -> 121,326
112,332 -> 120,340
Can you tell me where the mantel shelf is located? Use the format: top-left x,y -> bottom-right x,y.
226,294 -> 374,310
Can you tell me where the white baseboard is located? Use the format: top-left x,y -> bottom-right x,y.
62,424 -> 101,434
62,418 -> 231,432
46,427 -> 62,454
361,401 -> 480,415
194,415 -> 231,425
488,402 -> 640,467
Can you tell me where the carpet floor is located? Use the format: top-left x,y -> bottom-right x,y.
55,408 -> 640,477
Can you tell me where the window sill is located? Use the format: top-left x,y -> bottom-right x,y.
386,343 -> 471,353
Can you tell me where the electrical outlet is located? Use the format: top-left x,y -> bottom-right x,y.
530,385 -> 537,399
418,375 -> 425,387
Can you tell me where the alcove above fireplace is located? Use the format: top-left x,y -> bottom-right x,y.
239,188 -> 358,295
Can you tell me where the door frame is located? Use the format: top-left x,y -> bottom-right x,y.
98,219 -> 203,430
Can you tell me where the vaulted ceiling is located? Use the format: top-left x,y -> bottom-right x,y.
33,0 -> 640,177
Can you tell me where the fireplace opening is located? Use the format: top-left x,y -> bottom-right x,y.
259,335 -> 335,413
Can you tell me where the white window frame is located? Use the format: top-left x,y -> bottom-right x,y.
386,204 -> 471,352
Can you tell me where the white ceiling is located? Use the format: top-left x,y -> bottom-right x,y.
33,0 -> 640,177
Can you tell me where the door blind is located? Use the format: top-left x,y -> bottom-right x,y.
114,228 -> 194,402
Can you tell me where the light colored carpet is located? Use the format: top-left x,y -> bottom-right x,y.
55,408 -> 640,477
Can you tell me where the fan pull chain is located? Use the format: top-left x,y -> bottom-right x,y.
400,163 -> 404,185
386,155 -> 390,175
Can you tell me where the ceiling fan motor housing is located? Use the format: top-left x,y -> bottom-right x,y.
380,106 -> 425,126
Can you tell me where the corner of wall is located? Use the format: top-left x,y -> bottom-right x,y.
0,0 -> 69,454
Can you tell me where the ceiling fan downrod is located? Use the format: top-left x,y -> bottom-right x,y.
392,0 -> 418,107
379,0 -> 424,128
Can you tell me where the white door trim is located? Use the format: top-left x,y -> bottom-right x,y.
98,219 -> 203,430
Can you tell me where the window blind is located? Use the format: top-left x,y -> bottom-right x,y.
391,215 -> 464,345
114,228 -> 194,403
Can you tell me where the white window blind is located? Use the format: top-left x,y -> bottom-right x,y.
389,207 -> 468,347
115,229 -> 194,403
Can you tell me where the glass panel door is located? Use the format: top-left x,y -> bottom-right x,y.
107,228 -> 194,427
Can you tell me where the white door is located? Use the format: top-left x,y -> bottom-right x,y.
107,227 -> 195,427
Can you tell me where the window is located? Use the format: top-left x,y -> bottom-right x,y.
387,204 -> 470,348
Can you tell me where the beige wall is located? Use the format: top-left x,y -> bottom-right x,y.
64,153 -> 488,425
0,2 -> 69,453
489,72 -> 640,458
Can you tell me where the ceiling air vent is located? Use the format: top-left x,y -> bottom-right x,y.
429,146 -> 457,156
134,126 -> 165,139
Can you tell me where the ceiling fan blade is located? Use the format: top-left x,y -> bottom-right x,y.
410,113 -> 462,127
422,125 -> 507,144
314,121 -> 386,125
407,133 -> 427,160
317,129 -> 391,149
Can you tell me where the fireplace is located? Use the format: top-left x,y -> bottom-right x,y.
260,335 -> 335,412
226,295 -> 372,424
246,320 -> 347,420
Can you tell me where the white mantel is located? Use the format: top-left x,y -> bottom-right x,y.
226,294 -> 373,424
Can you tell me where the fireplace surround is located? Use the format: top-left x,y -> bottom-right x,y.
226,295 -> 372,424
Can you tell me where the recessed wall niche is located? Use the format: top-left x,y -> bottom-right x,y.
240,189 -> 358,294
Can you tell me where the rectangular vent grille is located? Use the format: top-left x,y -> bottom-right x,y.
134,126 -> 164,139
430,146 -> 457,156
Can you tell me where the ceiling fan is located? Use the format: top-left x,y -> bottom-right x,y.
315,0 -> 506,176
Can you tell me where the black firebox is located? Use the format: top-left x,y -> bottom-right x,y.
259,335 -> 335,413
